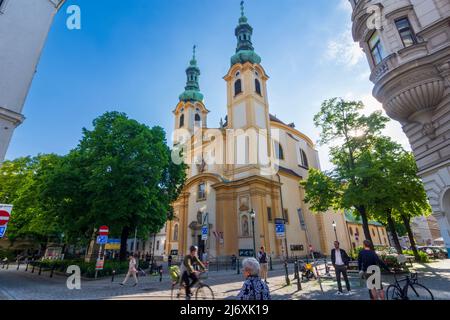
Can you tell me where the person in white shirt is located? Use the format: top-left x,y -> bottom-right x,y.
331,241 -> 351,295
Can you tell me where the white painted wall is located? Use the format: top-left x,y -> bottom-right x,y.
0,0 -> 64,162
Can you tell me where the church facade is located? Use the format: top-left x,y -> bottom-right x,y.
165,4 -> 384,260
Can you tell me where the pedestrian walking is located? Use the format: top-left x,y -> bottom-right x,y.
231,254 -> 237,269
120,254 -> 138,287
331,241 -> 351,295
258,246 -> 269,283
237,258 -> 271,300
358,240 -> 391,300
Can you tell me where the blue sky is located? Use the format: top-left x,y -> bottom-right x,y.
6,0 -> 409,170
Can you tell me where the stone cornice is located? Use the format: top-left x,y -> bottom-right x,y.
0,106 -> 25,126
48,0 -> 66,10
212,174 -> 281,190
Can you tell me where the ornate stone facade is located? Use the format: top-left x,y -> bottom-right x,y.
349,0 -> 450,252
165,4 -> 388,261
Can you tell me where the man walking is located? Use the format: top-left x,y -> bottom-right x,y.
358,240 -> 391,300
331,241 -> 351,295
258,246 -> 269,284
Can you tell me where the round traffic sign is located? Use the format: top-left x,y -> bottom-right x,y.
0,210 -> 10,226
99,225 -> 109,235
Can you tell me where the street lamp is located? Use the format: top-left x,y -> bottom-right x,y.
249,209 -> 256,258
332,221 -> 338,242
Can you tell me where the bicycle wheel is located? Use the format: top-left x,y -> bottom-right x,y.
171,283 -> 184,300
195,284 -> 215,300
386,285 -> 403,300
407,283 -> 434,300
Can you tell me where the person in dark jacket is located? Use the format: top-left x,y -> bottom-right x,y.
331,241 -> 351,295
358,240 -> 391,300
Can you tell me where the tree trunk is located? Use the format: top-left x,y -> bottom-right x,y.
401,214 -> 420,262
386,209 -> 402,254
119,226 -> 130,261
357,205 -> 373,245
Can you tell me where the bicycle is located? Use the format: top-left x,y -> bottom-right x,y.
171,270 -> 215,300
386,272 -> 434,300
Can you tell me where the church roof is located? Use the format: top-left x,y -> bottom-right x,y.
344,210 -> 383,227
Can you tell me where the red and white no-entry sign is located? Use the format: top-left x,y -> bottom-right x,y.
99,225 -> 109,235
0,210 -> 11,226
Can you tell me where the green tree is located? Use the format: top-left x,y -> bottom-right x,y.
302,98 -> 389,243
0,154 -> 62,250
43,112 -> 186,260
356,136 -> 431,260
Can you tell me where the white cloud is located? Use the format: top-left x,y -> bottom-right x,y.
324,26 -> 364,67
338,0 -> 353,14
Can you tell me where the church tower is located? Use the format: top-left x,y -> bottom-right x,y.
224,1 -> 272,174
173,46 -> 209,137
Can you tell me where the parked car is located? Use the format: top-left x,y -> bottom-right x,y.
417,246 -> 448,259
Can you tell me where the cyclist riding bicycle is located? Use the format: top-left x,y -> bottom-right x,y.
181,245 -> 206,299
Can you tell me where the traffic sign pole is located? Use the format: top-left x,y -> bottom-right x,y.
95,225 -> 109,279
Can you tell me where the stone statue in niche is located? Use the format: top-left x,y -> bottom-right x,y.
196,156 -> 207,173
241,215 -> 249,237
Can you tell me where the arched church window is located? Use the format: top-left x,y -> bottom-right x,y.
255,79 -> 262,96
173,224 -> 179,241
179,114 -> 185,128
274,141 -> 284,160
234,79 -> 242,96
241,215 -> 250,237
235,71 -> 240,77
299,149 -> 309,168
195,113 -> 201,123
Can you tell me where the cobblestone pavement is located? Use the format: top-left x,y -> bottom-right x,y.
0,259 -> 449,300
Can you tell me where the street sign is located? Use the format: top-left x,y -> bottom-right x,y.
0,208 -> 11,226
96,235 -> 108,245
239,249 -> 254,257
297,208 -> 306,231
275,222 -> 285,239
0,226 -> 6,238
99,225 -> 109,235
95,258 -> 104,270
105,239 -> 120,250
201,225 -> 208,241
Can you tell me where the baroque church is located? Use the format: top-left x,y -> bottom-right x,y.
164,3 -> 387,260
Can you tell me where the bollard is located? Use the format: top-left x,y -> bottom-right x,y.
50,265 -> 55,278
324,256 -> 330,276
111,270 -> 116,282
31,264 -> 35,273
284,261 -> 290,286
6,262 -> 9,270
293,261 -> 298,280
25,262 -> 29,272
17,261 -> 20,271
296,262 -> 302,291
269,256 -> 273,271
38,264 -> 42,275
237,258 -> 240,275
159,266 -> 163,282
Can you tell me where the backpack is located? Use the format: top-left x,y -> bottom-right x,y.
169,265 -> 181,282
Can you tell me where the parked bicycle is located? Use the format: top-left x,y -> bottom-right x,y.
170,269 -> 214,300
386,272 -> 434,300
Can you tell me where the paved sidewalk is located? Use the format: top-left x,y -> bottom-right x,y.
1,259 -> 449,300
